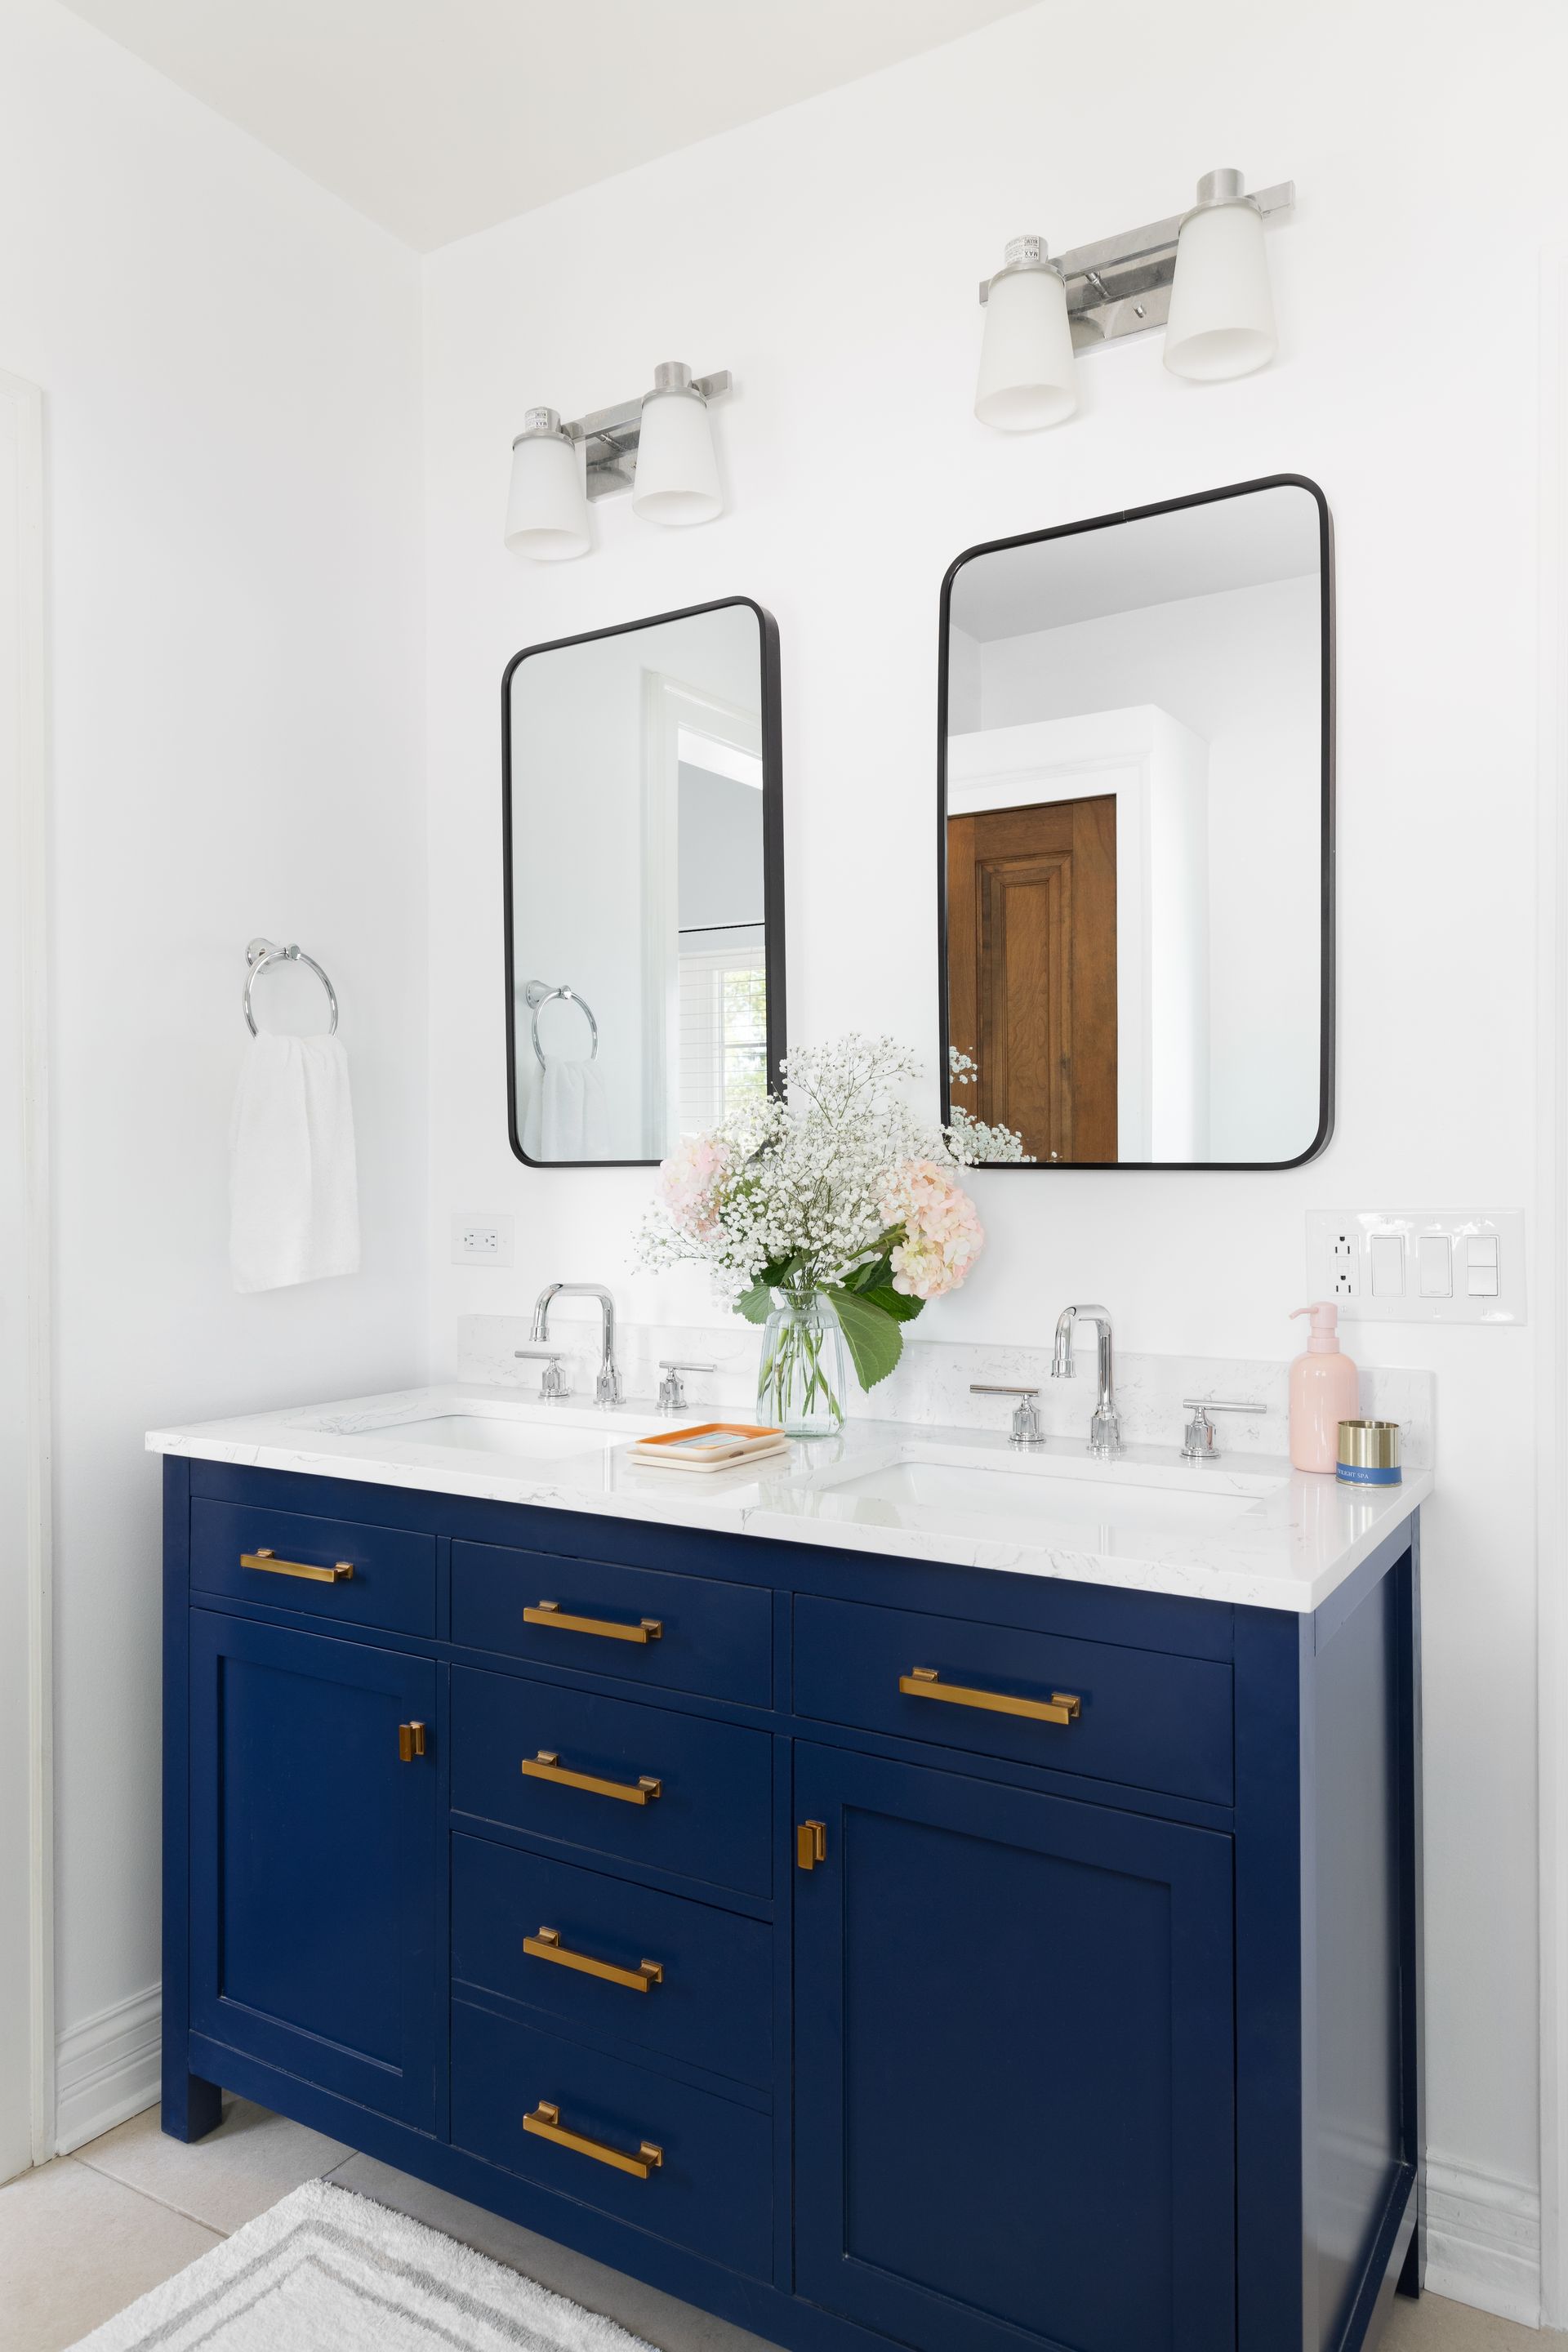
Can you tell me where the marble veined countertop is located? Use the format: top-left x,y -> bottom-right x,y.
146,1384 -> 1428,1615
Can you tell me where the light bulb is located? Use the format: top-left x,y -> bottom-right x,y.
1164,171 -> 1278,383
504,408 -> 590,560
974,237 -> 1077,431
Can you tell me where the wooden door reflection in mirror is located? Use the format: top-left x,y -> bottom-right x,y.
947,795 -> 1117,1165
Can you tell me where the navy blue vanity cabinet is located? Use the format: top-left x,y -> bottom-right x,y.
163,1454 -> 1423,2352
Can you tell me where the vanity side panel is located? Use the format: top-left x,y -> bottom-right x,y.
1234,1602 -> 1308,2348
1307,1530 -> 1420,2351
161,1454 -> 221,2142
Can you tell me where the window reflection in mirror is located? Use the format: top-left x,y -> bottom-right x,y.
940,478 -> 1331,1169
505,599 -> 783,1166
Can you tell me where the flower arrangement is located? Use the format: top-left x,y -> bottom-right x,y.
639,1036 -> 1027,1422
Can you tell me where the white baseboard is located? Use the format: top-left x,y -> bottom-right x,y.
1424,2151 -> 1543,2328
55,1985 -> 160,2155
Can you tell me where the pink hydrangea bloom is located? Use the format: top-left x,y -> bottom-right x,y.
658,1133 -> 732,1238
878,1158 -> 984,1300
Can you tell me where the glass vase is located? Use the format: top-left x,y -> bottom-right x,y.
756,1289 -> 847,1437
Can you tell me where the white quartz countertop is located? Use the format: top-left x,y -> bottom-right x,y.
145,1384 -> 1428,1615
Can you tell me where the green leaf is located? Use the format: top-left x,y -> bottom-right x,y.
859,1284 -> 924,1325
828,1289 -> 906,1391
735,1283 -> 774,1325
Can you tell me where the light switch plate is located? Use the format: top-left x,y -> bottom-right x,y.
1306,1210 -> 1525,1324
452,1213 -> 514,1267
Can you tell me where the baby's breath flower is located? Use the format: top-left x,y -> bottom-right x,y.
636,1036 -> 1027,1308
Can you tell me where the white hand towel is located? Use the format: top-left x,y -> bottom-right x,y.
230,1032 -> 361,1292
522,1058 -> 612,1161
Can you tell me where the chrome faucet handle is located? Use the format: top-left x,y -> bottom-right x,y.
657,1361 -> 716,1413
514,1348 -> 570,1401
970,1383 -> 1045,1449
1180,1400 -> 1267,1462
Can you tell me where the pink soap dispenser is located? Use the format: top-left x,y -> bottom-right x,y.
1289,1303 -> 1361,1472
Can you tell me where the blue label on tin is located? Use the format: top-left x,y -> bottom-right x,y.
1337,1463 -> 1401,1486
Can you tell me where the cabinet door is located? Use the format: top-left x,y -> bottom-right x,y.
794,1745 -> 1234,2352
189,1612 -> 438,2127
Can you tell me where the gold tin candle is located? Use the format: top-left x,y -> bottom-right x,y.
1337,1419 -> 1401,1489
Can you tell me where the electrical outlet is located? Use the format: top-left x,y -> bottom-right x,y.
1307,1210 -> 1526,1324
452,1213 -> 514,1267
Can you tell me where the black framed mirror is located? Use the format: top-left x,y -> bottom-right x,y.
503,596 -> 786,1167
938,474 -> 1334,1169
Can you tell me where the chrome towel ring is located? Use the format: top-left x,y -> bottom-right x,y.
244,937 -> 339,1037
524,978 -> 598,1071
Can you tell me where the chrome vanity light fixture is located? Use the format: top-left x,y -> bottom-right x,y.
505,363 -> 732,558
504,408 -> 591,562
973,169 -> 1294,425
631,362 -> 724,526
974,237 -> 1078,430
1164,170 -> 1278,381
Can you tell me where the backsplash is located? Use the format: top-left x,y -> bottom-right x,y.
457,1315 -> 1436,1469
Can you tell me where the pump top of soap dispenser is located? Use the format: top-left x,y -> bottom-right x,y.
1291,1302 -> 1342,1352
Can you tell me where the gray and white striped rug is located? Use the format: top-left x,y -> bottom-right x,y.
70,2178 -> 657,2352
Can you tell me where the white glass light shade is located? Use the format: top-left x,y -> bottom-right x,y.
974,262 -> 1076,431
631,384 -> 723,526
504,423 -> 590,560
1164,200 -> 1277,382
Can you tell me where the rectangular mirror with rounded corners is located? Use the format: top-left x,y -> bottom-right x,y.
504,596 -> 785,1166
938,475 -> 1333,1169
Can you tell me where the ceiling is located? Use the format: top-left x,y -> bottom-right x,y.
58,0 -> 1040,251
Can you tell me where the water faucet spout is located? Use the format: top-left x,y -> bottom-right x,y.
1051,1304 -> 1120,1459
525,1283 -> 621,1405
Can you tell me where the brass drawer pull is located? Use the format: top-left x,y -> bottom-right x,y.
522,1750 -> 662,1805
242,1548 -> 353,1584
524,1927 -> 663,1992
898,1667 -> 1081,1726
796,1820 -> 827,1871
398,1721 -> 427,1762
523,2100 -> 662,2178
525,1600 -> 662,1644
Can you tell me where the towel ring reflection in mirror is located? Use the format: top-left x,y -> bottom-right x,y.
243,937 -> 340,1038
524,979 -> 599,1070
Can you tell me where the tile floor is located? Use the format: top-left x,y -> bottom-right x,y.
0,2098 -> 1559,2352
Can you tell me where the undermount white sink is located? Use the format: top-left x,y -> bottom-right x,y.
323,1411 -> 645,1462
398,1414 -> 615,1458
804,1446 -> 1285,1535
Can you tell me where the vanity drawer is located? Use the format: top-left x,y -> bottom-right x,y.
452,2001 -> 771,2279
451,1540 -> 771,1708
189,1499 -> 435,1638
452,1835 -> 770,2089
451,1668 -> 773,1898
793,1594 -> 1233,1806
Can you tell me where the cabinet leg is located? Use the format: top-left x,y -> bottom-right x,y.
1395,2207 -> 1422,2301
163,2070 -> 222,2143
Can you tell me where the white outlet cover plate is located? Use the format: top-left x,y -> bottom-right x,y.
451,1212 -> 514,1267
1306,1209 -> 1526,1325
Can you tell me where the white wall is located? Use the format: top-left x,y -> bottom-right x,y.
0,0 -> 430,2122
422,0 -> 1568,2307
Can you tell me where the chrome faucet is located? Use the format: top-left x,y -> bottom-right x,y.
1051,1304 -> 1120,1459
970,1383 -> 1044,1448
523,1284 -> 621,1405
